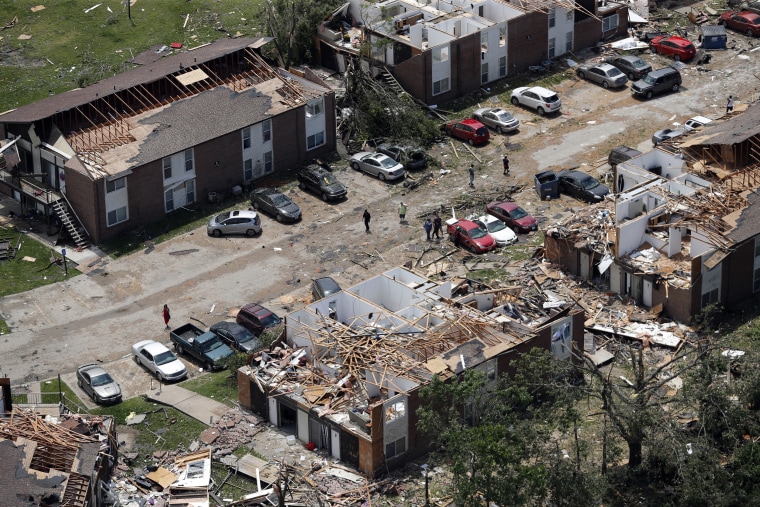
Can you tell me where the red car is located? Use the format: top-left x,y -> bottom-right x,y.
485,201 -> 538,233
446,219 -> 496,253
442,118 -> 490,146
649,35 -> 696,61
719,10 -> 760,37
236,303 -> 282,336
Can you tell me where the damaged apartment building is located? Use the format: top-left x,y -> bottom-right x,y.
544,103 -> 760,323
237,266 -> 584,476
315,0 -> 629,104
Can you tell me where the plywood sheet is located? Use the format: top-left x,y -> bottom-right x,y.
146,467 -> 178,489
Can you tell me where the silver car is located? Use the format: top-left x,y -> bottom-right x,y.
207,210 -> 262,237
576,63 -> 628,89
350,152 -> 405,181
76,363 -> 122,404
652,128 -> 686,146
132,340 -> 188,382
472,108 -> 520,134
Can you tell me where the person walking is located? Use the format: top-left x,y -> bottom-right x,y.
398,202 -> 407,223
362,209 -> 371,233
423,218 -> 433,241
433,213 -> 442,240
468,164 -> 475,188
162,304 -> 171,330
727,95 -> 734,113
502,154 -> 510,176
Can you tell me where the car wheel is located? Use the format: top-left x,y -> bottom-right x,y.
378,173 -> 386,181
205,361 -> 213,371
252,201 -> 259,210
511,96 -> 519,106
155,371 -> 164,382
646,90 -> 653,99
628,72 -> 635,80
603,80 -> 610,89
351,161 -> 360,170
176,344 -> 184,355
298,181 -> 306,190
77,379 -> 83,388
497,126 -> 504,134
673,54 -> 681,61
537,107 -> 545,116
578,71 -> 585,79
321,192 -> 329,201
133,355 -> 140,365
212,229 -> 222,237
275,213 -> 283,222
748,29 -> 755,37
672,83 -> 679,92
246,229 -> 256,237
469,243 -> 478,254
467,138 -> 474,146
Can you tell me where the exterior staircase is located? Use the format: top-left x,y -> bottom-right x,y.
51,199 -> 90,249
378,67 -> 406,98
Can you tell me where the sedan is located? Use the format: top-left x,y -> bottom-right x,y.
375,143 -> 428,170
350,152 -> 406,181
76,364 -> 122,404
446,219 -> 497,253
510,86 -> 561,116
557,170 -> 610,203
605,55 -> 652,80
210,321 -> 262,353
649,35 -> 696,61
132,340 -> 188,382
472,108 -> 520,134
485,201 -> 538,233
719,10 -> 760,37
576,63 -> 628,89
472,215 -> 517,246
251,188 -> 301,222
207,210 -> 261,237
652,128 -> 686,146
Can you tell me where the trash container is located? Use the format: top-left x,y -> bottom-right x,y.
208,192 -> 217,203
534,170 -> 559,200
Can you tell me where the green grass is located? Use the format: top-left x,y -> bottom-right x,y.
182,370 -> 240,408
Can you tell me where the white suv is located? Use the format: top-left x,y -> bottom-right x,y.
510,86 -> 562,116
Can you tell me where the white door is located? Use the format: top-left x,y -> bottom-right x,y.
643,279 -> 653,307
297,409 -> 309,443
268,398 -> 278,426
331,429 -> 340,459
580,251 -> 590,279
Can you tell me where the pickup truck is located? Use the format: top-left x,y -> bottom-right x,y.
170,323 -> 235,370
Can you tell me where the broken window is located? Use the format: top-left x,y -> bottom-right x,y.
385,400 -> 406,421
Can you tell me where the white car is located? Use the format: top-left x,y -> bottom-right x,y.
132,340 -> 187,382
510,86 -> 562,116
349,152 -> 405,181
472,214 -> 518,247
683,115 -> 712,131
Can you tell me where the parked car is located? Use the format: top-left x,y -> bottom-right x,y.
576,63 -> 628,89
608,145 -> 643,169
207,210 -> 261,237
485,201 -> 538,233
683,115 -> 712,131
472,107 -> 520,134
350,152 -> 406,180
510,86 -> 561,115
442,118 -> 490,145
649,35 -> 696,61
76,364 -> 122,404
251,188 -> 301,222
719,10 -> 760,37
170,323 -> 234,370
132,340 -> 188,382
631,67 -> 682,99
375,143 -> 428,170
652,128 -> 686,146
471,215 -> 517,246
236,303 -> 282,336
446,218 -> 497,253
297,164 -> 347,201
312,276 -> 342,300
605,55 -> 652,80
210,321 -> 262,353
557,170 -> 610,202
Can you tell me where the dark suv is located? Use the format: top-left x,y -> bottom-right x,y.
375,144 -> 428,170
297,164 -> 347,201
236,303 -> 282,336
631,67 -> 681,99
608,146 -> 643,169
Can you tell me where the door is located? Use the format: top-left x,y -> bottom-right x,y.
268,398 -> 278,425
643,279 -> 653,307
331,429 -> 340,459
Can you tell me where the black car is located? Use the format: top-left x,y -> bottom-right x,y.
297,164 -> 347,201
605,55 -> 652,81
375,143 -> 428,170
250,188 -> 301,222
209,321 -> 263,353
312,276 -> 342,300
557,170 -> 610,203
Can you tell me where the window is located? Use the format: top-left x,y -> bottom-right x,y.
481,31 -> 488,53
385,401 -> 406,422
432,46 -> 449,62
481,62 -> 489,84
499,26 -> 506,46
263,151 -> 273,173
754,237 -> 760,292
567,9 -> 574,21
385,437 -> 406,459
499,56 -> 507,77
306,99 -> 324,117
107,206 -> 127,226
242,128 -> 251,149
184,149 -> 193,172
163,157 -> 172,180
603,14 -> 619,32
548,38 -> 556,58
186,180 -> 195,204
754,267 -> 760,292
486,359 -> 497,381
165,188 -> 174,212
106,177 -> 125,193
566,31 -> 573,52
433,77 -> 450,95
244,159 -> 253,181
548,7 -> 556,28
307,131 -> 325,150
262,119 -> 271,143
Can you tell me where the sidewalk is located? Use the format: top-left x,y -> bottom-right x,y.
144,383 -> 230,425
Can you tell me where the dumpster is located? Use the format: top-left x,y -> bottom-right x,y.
534,170 -> 559,200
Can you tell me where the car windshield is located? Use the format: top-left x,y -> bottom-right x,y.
91,373 -> 114,387
260,313 -> 282,328
485,220 -> 506,233
509,207 -> 528,220
631,59 -> 648,68
271,194 -> 291,206
236,330 -> 255,344
607,67 -> 622,77
643,74 -> 657,85
216,212 -> 231,221
581,177 -> 601,190
494,111 -> 514,121
154,350 -> 177,366
469,227 -> 487,239
322,174 -> 339,185
379,157 -> 399,169
475,127 -> 488,136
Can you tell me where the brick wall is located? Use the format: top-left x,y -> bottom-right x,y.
574,18 -> 602,52
508,12 -> 549,74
